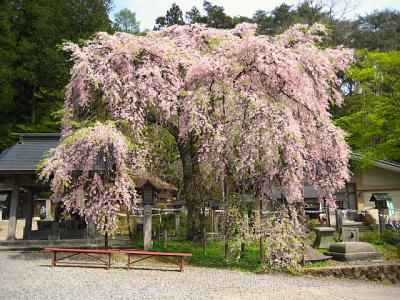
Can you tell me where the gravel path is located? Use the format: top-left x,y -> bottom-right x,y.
0,251 -> 399,300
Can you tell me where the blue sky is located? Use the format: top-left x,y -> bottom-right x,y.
112,0 -> 400,31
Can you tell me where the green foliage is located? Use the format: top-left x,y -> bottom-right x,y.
253,2 -> 328,36
360,230 -> 400,261
114,8 -> 140,33
186,1 -> 252,29
260,214 -> 305,271
335,50 -> 400,161
360,229 -> 398,245
0,0 -> 113,150
116,214 -> 135,236
145,124 -> 182,188
349,10 -> 400,51
306,218 -> 321,230
0,0 -> 18,149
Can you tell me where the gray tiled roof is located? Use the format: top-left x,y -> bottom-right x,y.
0,133 -> 60,173
351,153 -> 400,172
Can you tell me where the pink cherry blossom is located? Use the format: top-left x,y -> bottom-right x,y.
41,23 -> 353,233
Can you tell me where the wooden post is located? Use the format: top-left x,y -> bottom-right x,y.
378,208 -> 385,234
7,180 -> 19,240
224,234 -> 228,261
163,230 -> 168,249
259,236 -> 264,263
104,232 -> 109,249
127,210 -> 133,240
157,213 -> 162,240
174,211 -> 180,234
211,209 -> 214,233
240,233 -> 246,259
203,227 -> 207,254
254,189 -> 261,229
325,199 -> 331,227
104,216 -> 109,249
23,190 -> 34,240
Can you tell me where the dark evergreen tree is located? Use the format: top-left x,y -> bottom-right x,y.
154,2 -> 185,30
0,0 -> 113,149
0,0 -> 18,148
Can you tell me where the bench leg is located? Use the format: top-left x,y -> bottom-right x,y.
52,252 -> 57,267
107,253 -> 111,269
180,257 -> 183,272
127,255 -> 130,270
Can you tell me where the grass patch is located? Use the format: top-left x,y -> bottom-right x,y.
360,230 -> 400,262
149,239 -> 261,272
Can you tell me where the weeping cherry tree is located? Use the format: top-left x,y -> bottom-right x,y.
40,23 -> 353,243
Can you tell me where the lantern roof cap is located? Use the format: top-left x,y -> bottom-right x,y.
370,193 -> 392,202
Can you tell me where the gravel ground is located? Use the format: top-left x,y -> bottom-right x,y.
0,251 -> 399,300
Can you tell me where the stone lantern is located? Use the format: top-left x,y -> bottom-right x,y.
143,182 -> 156,250
370,193 -> 391,234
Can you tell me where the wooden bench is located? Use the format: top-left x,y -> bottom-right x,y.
44,248 -> 193,272
119,250 -> 193,272
44,247 -> 118,269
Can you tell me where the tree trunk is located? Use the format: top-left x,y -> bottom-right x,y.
177,136 -> 202,241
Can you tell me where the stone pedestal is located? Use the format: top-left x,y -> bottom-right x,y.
341,228 -> 359,242
325,242 -> 381,261
313,227 -> 335,248
143,204 -> 152,250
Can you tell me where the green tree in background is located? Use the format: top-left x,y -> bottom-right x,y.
114,8 -> 140,33
0,0 -> 18,148
186,1 -> 251,29
0,0 -> 113,149
154,2 -> 185,30
335,50 -> 400,161
348,10 -> 400,51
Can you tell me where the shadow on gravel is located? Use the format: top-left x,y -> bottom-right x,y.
4,251 -> 184,273
7,251 -> 49,261
34,263 -> 183,272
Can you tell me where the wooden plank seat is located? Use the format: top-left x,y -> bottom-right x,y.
119,250 -> 193,272
44,247 -> 118,269
44,248 -> 193,272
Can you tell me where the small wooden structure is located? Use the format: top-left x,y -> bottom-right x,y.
0,133 -> 59,240
0,134 -> 178,243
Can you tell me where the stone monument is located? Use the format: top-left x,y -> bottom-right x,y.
313,227 -> 335,248
341,227 -> 359,242
325,242 -> 381,261
143,182 -> 155,250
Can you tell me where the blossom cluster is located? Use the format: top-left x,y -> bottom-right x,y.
40,122 -> 139,232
